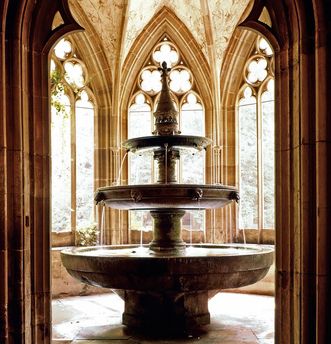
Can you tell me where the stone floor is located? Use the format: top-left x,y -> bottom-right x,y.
52,292 -> 274,344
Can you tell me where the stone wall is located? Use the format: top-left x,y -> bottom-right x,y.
51,248 -> 109,298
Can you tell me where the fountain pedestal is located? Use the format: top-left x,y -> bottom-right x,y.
123,290 -> 210,330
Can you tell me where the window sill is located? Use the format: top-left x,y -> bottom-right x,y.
52,231 -> 74,247
236,228 -> 274,244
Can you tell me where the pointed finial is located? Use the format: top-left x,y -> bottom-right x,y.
152,61 -> 180,136
158,61 -> 171,76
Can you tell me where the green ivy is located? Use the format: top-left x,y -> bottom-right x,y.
50,69 -> 68,117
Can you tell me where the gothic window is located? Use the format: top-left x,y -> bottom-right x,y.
237,37 -> 275,232
128,38 -> 205,233
50,38 -> 95,236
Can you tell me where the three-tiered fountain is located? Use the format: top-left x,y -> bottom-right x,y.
61,62 -> 273,332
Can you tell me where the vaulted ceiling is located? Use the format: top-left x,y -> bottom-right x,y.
69,0 -> 251,72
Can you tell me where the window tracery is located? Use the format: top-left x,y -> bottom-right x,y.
50,38 -> 95,236
128,37 -> 205,234
237,36 -> 275,232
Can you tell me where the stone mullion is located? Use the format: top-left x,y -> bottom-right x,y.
204,106 -> 212,243
109,147 -> 121,245
95,105 -> 110,246
213,146 -> 224,243
222,104 -> 236,243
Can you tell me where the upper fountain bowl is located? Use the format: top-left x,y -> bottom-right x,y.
122,135 -> 212,152
95,183 -> 239,210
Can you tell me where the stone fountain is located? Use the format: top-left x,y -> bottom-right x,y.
61,62 -> 273,332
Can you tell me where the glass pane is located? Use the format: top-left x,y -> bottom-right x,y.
129,210 -> 153,232
181,94 -> 205,183
181,94 -> 204,135
128,151 -> 153,184
262,80 -> 275,228
128,98 -> 153,185
239,93 -> 258,229
140,69 -> 162,94
181,149 -> 205,184
64,61 -> 85,89
76,95 -> 94,229
128,97 -> 151,138
180,94 -> 205,231
182,210 -> 205,231
51,96 -> 71,232
54,39 -> 72,59
247,58 -> 268,84
259,38 -> 273,56
153,43 -> 179,67
169,69 -> 192,93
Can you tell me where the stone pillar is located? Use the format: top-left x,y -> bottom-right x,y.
149,209 -> 186,253
154,148 -> 180,183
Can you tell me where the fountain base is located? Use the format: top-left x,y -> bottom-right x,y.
61,244 -> 274,332
123,290 -> 210,330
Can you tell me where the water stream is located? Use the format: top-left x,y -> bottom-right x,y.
99,204 -> 106,245
235,199 -> 246,246
164,143 -> 168,184
116,151 -> 128,185
140,224 -> 143,248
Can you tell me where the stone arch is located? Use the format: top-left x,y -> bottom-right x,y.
1,0 -> 82,342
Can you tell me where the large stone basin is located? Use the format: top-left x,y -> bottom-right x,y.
61,244 -> 273,330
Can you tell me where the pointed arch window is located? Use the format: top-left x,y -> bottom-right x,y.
128,38 -> 205,234
50,38 -> 95,241
237,37 -> 275,234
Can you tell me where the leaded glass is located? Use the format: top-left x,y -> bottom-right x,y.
140,68 -> 162,94
64,61 -> 85,89
239,90 -> 258,229
50,37 -> 95,237
262,80 -> 275,228
76,92 -> 94,229
153,42 -> 179,67
54,39 -> 72,59
169,68 -> 192,93
51,94 -> 71,232
238,36 -> 275,232
247,58 -> 268,84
